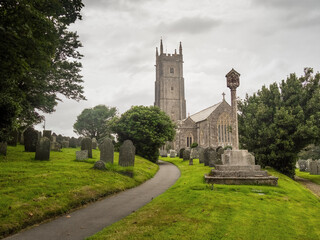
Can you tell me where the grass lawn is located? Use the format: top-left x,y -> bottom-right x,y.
296,169 -> 320,185
89,157 -> 320,240
0,145 -> 158,238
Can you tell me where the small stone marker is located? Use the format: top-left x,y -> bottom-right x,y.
183,149 -> 190,161
298,160 -> 307,172
159,149 -> 167,157
76,150 -> 88,160
81,137 -> 92,158
35,137 -> 50,160
24,127 -> 39,152
119,140 -> 135,167
99,138 -> 114,163
0,142 -> 7,156
93,160 -> 106,170
61,140 -> 69,148
92,138 -> 98,149
169,150 -> 176,158
69,137 -> 77,148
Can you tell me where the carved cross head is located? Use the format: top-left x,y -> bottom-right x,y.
226,68 -> 240,90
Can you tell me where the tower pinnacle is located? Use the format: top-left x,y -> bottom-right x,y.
160,39 -> 163,55
179,41 -> 182,55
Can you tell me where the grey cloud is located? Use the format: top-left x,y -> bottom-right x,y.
253,0 -> 320,9
157,16 -> 221,34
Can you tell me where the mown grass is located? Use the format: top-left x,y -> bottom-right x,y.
89,157 -> 320,240
296,169 -> 320,185
0,145 -> 158,238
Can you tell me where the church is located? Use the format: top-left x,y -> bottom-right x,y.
154,40 -> 240,151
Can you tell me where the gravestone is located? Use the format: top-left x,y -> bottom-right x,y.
56,134 -> 63,145
92,138 -> 98,149
24,127 -> 39,152
183,149 -> 190,161
43,130 -> 52,139
69,137 -> 77,148
189,159 -> 193,165
310,160 -> 320,175
76,150 -> 88,160
119,140 -> 135,167
199,147 -> 205,163
190,147 -> 200,159
81,138 -> 92,158
61,140 -> 69,148
0,142 -> 7,156
50,142 -> 61,152
99,138 -> 114,163
169,150 -> 176,158
93,160 -> 106,170
159,149 -> 167,157
298,160 -> 308,172
179,148 -> 185,158
305,159 -> 312,172
35,137 -> 50,160
204,147 -> 219,167
216,147 -> 224,162
8,130 -> 18,146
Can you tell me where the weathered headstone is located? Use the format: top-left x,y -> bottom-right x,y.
69,137 -> 77,148
310,160 -> 320,175
43,130 -> 52,139
50,142 -> 61,152
169,150 -> 176,158
159,149 -> 167,157
35,137 -> 50,160
189,158 -> 193,165
81,137 -> 92,158
298,160 -> 308,172
119,140 -> 135,167
24,127 -> 39,152
0,142 -> 7,156
92,138 -> 98,149
76,150 -> 88,160
204,147 -> 219,167
99,138 -> 114,163
179,148 -> 185,158
216,147 -> 224,162
190,147 -> 200,159
183,149 -> 190,161
93,160 -> 106,170
8,130 -> 18,146
61,140 -> 69,148
199,147 -> 205,164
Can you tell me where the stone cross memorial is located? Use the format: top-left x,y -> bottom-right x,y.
119,140 -> 135,167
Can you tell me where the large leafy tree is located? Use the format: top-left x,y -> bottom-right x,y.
238,68 -> 320,178
111,106 -> 176,162
0,0 -> 85,142
73,105 -> 117,141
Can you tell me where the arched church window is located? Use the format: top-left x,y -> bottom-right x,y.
170,67 -> 174,74
186,133 -> 193,147
217,112 -> 232,146
200,130 -> 205,145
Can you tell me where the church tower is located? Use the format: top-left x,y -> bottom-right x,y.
154,40 -> 186,121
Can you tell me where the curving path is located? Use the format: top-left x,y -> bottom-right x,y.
295,176 -> 320,197
5,160 -> 180,240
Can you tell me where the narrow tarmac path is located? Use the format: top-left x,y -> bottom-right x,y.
295,176 -> 320,197
5,160 -> 180,240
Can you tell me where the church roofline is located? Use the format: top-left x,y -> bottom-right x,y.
187,102 -> 223,123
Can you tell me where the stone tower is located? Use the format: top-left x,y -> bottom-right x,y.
154,40 -> 186,121
226,68 -> 240,150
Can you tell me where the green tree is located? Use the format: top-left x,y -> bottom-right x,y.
111,106 -> 176,162
0,0 -> 85,142
73,105 -> 117,141
238,68 -> 320,178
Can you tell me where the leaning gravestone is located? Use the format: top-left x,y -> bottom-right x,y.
204,147 -> 219,167
93,160 -> 106,170
92,138 -> 98,149
81,138 -> 92,158
69,137 -> 77,148
119,140 -> 135,167
99,138 -> 114,163
0,142 -> 7,156
169,150 -> 176,158
76,150 -> 88,160
183,149 -> 190,161
24,127 -> 39,152
35,137 -> 50,160
199,147 -> 205,163
43,130 -> 52,139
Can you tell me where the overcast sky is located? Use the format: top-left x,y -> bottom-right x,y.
36,0 -> 320,137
